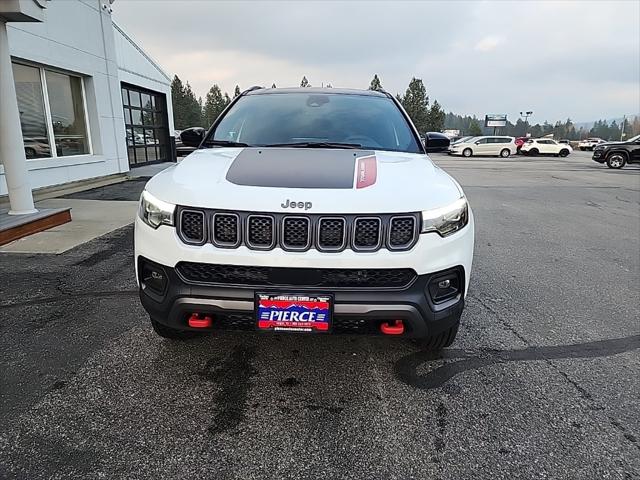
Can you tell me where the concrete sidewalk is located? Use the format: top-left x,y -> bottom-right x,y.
0,162 -> 175,254
0,198 -> 138,254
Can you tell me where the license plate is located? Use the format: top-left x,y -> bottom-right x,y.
256,293 -> 332,333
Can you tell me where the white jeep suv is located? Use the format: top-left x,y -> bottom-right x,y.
520,138 -> 573,157
135,87 -> 474,350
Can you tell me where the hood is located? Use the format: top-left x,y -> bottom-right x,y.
597,140 -> 626,147
145,147 -> 463,214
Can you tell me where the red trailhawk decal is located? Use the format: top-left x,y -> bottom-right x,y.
355,155 -> 377,189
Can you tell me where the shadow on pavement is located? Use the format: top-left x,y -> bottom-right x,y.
395,334 -> 640,390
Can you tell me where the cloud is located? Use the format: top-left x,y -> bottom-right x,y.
112,0 -> 640,122
474,36 -> 502,52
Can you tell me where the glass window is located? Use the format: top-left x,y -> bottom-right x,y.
131,109 -> 142,125
121,88 -> 129,106
129,91 -> 141,108
475,138 -> 488,144
141,93 -> 152,110
210,93 -> 421,153
12,63 -> 52,159
45,71 -> 89,157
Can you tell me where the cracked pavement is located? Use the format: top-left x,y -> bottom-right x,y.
0,151 -> 639,479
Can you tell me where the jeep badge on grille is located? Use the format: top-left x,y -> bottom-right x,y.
281,199 -> 312,210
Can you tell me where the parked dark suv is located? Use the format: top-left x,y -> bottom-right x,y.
592,135 -> 640,169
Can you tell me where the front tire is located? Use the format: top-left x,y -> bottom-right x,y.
462,148 -> 472,157
417,322 -> 459,351
151,318 -> 199,340
606,153 -> 627,169
500,148 -> 511,158
559,149 -> 570,157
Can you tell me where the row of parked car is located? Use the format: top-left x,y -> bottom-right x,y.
446,135 -> 572,158
443,133 -> 640,169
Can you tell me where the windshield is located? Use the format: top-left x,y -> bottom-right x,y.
207,92 -> 422,153
453,136 -> 473,144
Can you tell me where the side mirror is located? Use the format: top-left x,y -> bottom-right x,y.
180,127 -> 205,148
423,134 -> 429,148
475,141 -> 481,145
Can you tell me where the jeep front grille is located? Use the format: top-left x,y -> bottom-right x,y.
282,216 -> 311,250
246,215 -> 275,249
179,210 -> 205,244
389,216 -> 417,249
353,218 -> 381,250
212,213 -> 240,247
176,262 -> 417,289
175,208 -> 420,252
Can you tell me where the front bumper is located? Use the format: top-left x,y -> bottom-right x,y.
138,258 -> 465,338
592,150 -> 606,162
134,211 -> 473,338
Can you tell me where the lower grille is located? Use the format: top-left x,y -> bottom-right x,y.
210,313 -> 380,334
176,262 -> 417,289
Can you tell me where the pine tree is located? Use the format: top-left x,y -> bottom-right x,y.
399,78 -> 430,133
180,82 -> 203,128
369,74 -> 383,91
469,120 -> 483,136
234,85 -> 241,98
426,100 -> 445,132
300,76 -> 310,87
203,84 -> 227,126
170,75 -> 188,129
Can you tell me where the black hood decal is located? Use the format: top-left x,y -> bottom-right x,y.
226,148 -> 374,189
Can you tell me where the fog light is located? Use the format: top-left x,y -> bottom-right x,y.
428,271 -> 460,304
141,261 -> 167,295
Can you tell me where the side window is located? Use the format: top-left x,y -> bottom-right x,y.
500,138 -> 512,144
476,138 -> 488,144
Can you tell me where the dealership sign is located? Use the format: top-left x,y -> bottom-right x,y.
485,114 -> 508,127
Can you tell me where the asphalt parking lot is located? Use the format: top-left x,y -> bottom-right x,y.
1,150 -> 639,479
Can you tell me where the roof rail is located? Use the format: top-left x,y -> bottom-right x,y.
242,85 -> 263,95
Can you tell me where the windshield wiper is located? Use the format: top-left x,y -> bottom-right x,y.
260,141 -> 363,149
204,139 -> 251,147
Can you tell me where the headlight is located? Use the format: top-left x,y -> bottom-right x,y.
421,197 -> 469,237
139,190 -> 175,229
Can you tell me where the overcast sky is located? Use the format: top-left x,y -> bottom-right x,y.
113,0 -> 639,123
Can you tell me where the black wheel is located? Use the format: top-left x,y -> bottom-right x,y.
500,148 -> 511,158
606,153 -> 627,169
529,148 -> 539,156
417,322 -> 459,351
462,148 -> 472,157
150,318 -> 199,340
559,149 -> 570,157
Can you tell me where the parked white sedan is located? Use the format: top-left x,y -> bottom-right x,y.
520,139 -> 573,157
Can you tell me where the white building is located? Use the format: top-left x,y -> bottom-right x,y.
0,0 -> 174,214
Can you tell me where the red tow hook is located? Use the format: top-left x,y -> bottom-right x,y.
188,313 -> 213,328
380,320 -> 404,335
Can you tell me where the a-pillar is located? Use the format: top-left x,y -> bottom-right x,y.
0,20 -> 37,215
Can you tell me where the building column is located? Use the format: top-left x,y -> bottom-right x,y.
0,21 -> 36,215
